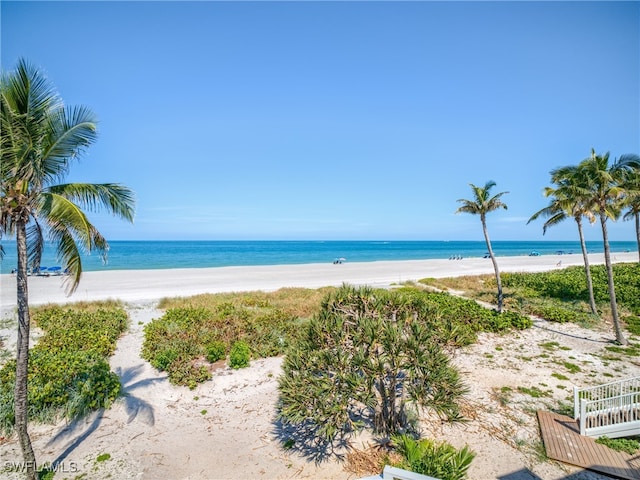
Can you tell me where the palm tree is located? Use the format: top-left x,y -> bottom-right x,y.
621,162 -> 640,262
528,167 -> 598,314
1,59 -> 135,479
577,149 -> 639,345
456,181 -> 508,312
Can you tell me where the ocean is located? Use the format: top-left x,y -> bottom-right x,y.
0,240 -> 636,273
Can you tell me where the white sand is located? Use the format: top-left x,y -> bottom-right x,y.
2,252 -> 635,307
0,252 -> 638,480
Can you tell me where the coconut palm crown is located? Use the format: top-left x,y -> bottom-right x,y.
574,149 -> 640,345
456,181 -> 508,312
621,160 -> 640,262
528,167 -> 598,314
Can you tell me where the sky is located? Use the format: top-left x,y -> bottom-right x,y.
2,1 -> 639,242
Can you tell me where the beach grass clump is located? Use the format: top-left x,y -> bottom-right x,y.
0,304 -> 127,433
158,287 -> 331,320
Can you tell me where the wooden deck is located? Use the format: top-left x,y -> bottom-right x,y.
537,410 -> 640,480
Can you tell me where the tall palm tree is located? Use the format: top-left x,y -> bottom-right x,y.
621,162 -> 640,262
577,149 -> 639,345
1,59 -> 135,479
528,167 -> 598,314
456,181 -> 508,312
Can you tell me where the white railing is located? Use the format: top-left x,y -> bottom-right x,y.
574,376 -> 640,438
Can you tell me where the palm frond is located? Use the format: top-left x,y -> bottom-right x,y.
41,105 -> 98,182
47,183 -> 135,222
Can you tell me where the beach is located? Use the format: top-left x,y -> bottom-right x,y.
2,252 -> 635,307
1,252 -> 638,479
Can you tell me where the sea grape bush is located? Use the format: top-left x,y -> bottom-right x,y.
0,305 -> 127,433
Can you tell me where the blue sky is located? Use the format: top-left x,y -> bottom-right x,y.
2,1 -> 639,241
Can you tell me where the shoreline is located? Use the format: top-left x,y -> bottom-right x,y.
2,252 -> 636,308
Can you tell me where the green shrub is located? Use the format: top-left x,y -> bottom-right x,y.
229,341 -> 251,369
151,348 -> 180,371
278,286 -> 468,444
0,304 -> 127,433
530,305 -> 581,323
206,341 -> 226,363
167,359 -> 210,389
596,436 -> 640,454
393,434 -> 475,480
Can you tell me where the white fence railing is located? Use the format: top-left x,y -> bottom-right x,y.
574,376 -> 640,438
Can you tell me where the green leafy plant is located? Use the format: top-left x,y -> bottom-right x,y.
229,341 -> 251,369
141,289 -> 321,386
0,305 -> 127,434
595,436 -> 640,455
205,341 -> 226,363
392,434 -> 475,480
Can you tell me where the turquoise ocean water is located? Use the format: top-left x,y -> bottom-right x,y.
0,240 -> 636,273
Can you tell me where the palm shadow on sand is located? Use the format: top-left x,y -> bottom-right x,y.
271,405 -> 376,464
271,416 -> 352,464
47,363 -> 163,468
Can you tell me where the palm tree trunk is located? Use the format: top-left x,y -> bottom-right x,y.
576,218 -> 597,314
599,214 -> 627,345
482,217 -> 503,313
14,221 -> 38,480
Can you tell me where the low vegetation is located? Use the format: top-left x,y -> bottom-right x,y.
392,434 -> 475,480
0,303 -> 127,433
142,288 -> 329,387
143,285 -> 532,390
595,436 -> 640,455
277,285 -> 531,445
420,263 -> 640,332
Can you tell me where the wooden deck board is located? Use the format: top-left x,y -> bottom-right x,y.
537,410 -> 640,480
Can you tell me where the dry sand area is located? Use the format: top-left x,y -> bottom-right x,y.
1,252 -> 638,479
